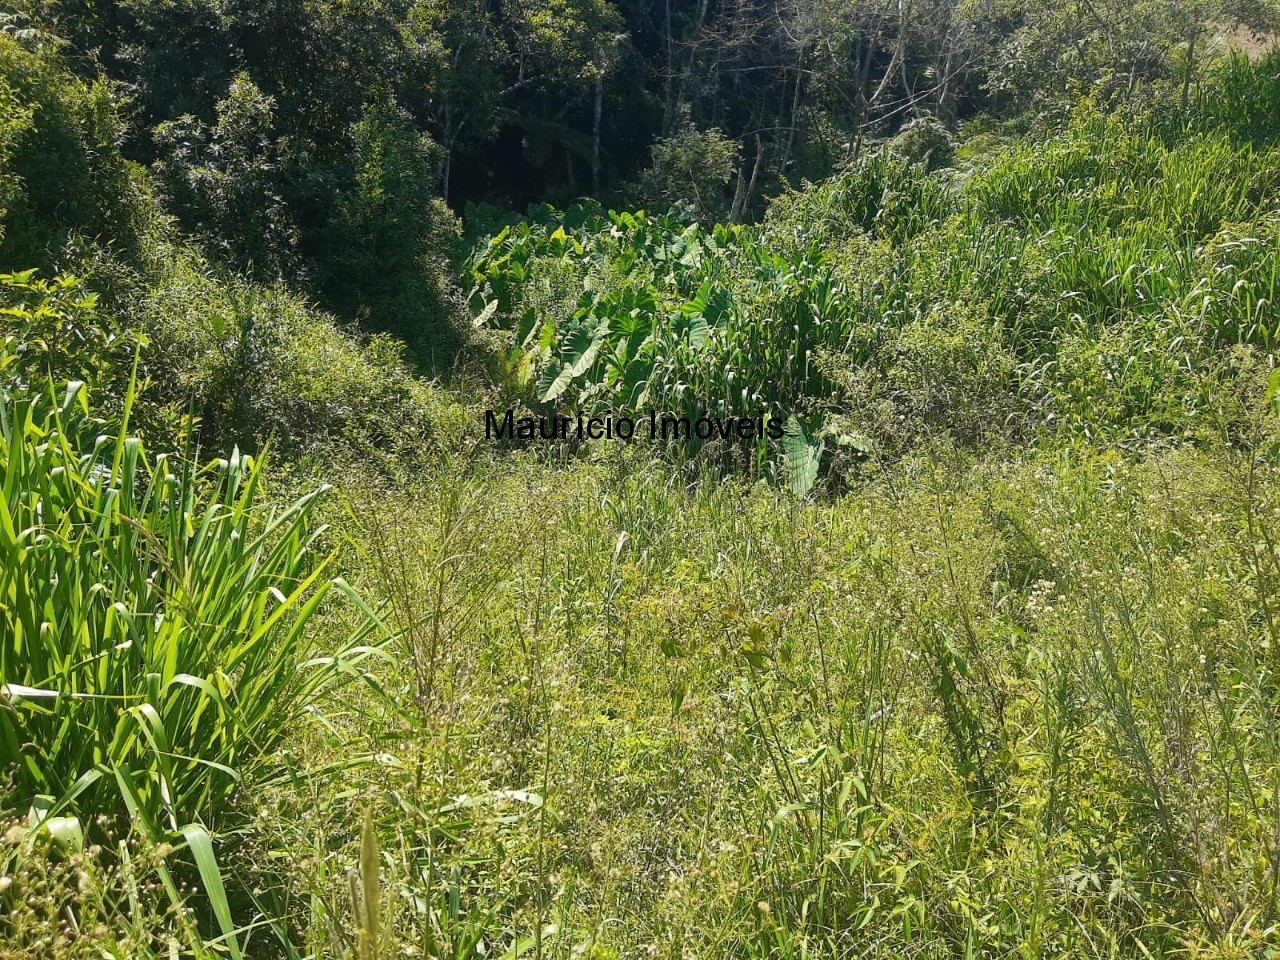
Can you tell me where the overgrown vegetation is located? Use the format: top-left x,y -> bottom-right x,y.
466,67 -> 1280,485
4,4 -> 1280,959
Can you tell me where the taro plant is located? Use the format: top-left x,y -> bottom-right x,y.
464,203 -> 848,482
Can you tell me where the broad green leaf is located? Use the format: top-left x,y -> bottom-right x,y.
782,415 -> 824,496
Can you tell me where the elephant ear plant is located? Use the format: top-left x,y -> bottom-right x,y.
0,372 -> 388,955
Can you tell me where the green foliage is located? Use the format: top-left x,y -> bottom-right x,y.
321,95 -> 462,350
0,269 -> 187,441
0,258 -> 446,468
0,61 -> 34,247
154,74 -> 300,280
466,66 -> 1280,483
0,270 -> 126,395
0,377 -> 385,836
152,71 -> 464,352
1198,47 -> 1280,141
885,114 -> 956,171
466,201 -> 848,473
504,0 -> 625,85
0,34 -> 148,273
990,0 -> 1279,114
780,414 -> 823,494
0,42 -> 455,461
642,126 -> 740,222
137,252 -> 443,464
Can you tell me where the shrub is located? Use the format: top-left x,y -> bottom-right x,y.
319,94 -> 463,352
137,251 -> 441,465
153,74 -> 302,281
0,270 -> 132,398
885,114 -> 956,171
643,126 -> 740,222
0,34 -> 148,273
823,298 -> 1020,456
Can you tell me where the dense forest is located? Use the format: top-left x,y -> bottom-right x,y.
5,2 -> 1280,958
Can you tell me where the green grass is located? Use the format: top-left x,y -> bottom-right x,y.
229,438 -> 1280,960
0,371 -> 389,957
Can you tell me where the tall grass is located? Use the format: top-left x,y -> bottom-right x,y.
239,441 -> 1274,960
0,374 -> 385,836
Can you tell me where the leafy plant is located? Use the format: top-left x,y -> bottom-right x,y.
0,374 -> 387,836
0,270 -> 131,397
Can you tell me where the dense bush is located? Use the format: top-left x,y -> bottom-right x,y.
154,76 -> 464,351
316,95 -> 463,353
885,113 -> 956,171
0,34 -> 150,274
0,29 -> 465,378
641,126 -> 741,222
0,259 -> 448,468
137,250 -> 444,465
0,270 -> 133,397
153,73 -> 303,281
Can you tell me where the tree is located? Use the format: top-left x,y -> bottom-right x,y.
0,31 -> 145,273
402,0 -> 505,203
153,74 -> 300,279
323,93 -> 459,347
502,0 -> 631,198
644,124 -> 739,220
991,0 -> 1280,111
784,0 -> 991,162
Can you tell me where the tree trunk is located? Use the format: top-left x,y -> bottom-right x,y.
663,0 -> 674,131
728,162 -> 747,223
592,72 -> 603,195
781,53 -> 804,177
671,0 -> 711,134
442,100 -> 453,203
733,134 -> 764,224
1182,29 -> 1198,110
